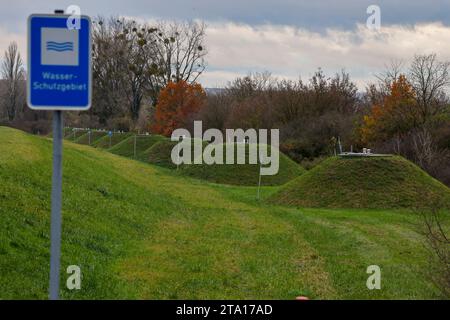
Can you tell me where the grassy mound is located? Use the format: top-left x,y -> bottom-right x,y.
108,134 -> 166,160
92,132 -> 133,149
65,129 -> 89,142
144,139 -> 178,168
0,127 -> 446,299
144,139 -> 207,169
269,156 -> 450,209
74,131 -> 108,145
179,143 -> 305,186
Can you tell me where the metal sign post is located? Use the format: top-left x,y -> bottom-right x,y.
49,110 -> 63,300
27,11 -> 92,300
108,131 -> 112,148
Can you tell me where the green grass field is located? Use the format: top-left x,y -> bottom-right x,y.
0,126 -> 447,299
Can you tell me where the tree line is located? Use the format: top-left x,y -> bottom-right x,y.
150,56 -> 450,186
0,18 -> 449,186
0,17 -> 207,133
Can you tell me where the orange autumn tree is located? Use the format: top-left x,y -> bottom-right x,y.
151,80 -> 206,136
360,75 -> 419,144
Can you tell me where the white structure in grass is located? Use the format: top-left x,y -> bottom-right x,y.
339,148 -> 392,158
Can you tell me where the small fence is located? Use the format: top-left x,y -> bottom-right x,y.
64,127 -> 151,150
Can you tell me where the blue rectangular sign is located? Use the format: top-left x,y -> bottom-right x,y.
27,14 -> 92,110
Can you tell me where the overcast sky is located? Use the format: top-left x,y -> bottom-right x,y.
1,0 -> 450,88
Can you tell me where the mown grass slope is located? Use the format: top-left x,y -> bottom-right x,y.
144,139 -> 178,169
269,156 -> 450,209
64,129 -> 89,142
75,133 -> 303,186
74,131 -> 108,146
179,143 -> 305,186
108,134 -> 166,160
93,133 -> 133,149
0,127 -> 446,299
144,139 -> 207,169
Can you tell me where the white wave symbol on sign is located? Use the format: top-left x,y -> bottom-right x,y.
46,41 -> 74,52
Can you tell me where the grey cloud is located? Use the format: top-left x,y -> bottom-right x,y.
1,1 -> 450,89
1,0 -> 450,33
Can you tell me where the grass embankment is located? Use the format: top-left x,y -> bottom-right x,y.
144,139 -> 207,169
66,131 -> 304,186
92,133 -> 133,149
179,143 -> 305,186
65,129 -> 89,142
0,127 -> 447,299
108,134 -> 166,160
74,131 -> 108,146
144,139 -> 179,169
269,156 -> 450,209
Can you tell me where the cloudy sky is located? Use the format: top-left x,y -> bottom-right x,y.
1,0 -> 450,89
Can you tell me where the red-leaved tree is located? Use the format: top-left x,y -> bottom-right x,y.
151,80 -> 206,136
359,74 -> 419,144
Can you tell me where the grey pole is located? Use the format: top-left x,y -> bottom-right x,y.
49,110 -> 63,300
109,134 -> 112,148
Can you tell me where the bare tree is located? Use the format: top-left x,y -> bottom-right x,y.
1,42 -> 24,121
375,59 -> 404,94
116,18 -> 154,122
118,19 -> 207,120
363,60 -> 404,110
92,17 -> 128,125
418,201 -> 450,298
272,79 -> 305,125
198,92 -> 233,131
409,54 -> 450,124
410,128 -> 450,180
92,17 -> 207,123
147,21 -> 207,106
154,21 -> 206,83
226,72 -> 275,101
